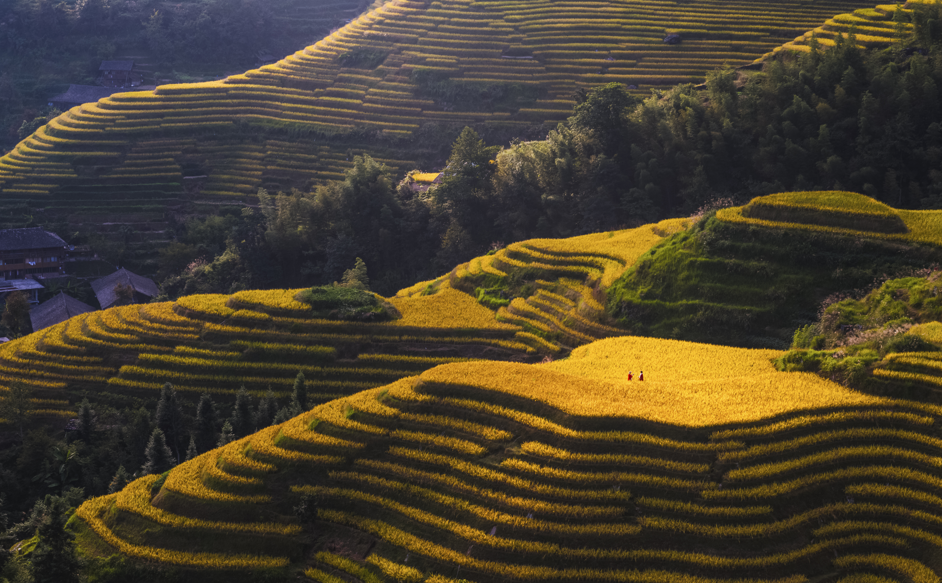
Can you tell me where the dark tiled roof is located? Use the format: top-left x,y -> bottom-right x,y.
49,85 -> 157,106
0,279 -> 45,294
0,227 -> 66,251
91,268 -> 159,309
29,292 -> 95,331
99,60 -> 134,71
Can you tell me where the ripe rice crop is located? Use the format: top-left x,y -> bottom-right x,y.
366,555 -> 423,582
417,336 -> 887,426
519,441 -> 710,473
704,465 -> 942,500
387,286 -> 520,330
390,446 -> 631,502
353,458 -> 625,519
162,449 -> 273,504
719,428 -> 942,463
392,379 -> 737,450
116,475 -> 299,535
321,471 -> 639,536
76,495 -> 290,568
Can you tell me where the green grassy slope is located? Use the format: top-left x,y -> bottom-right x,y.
607,193 -> 942,349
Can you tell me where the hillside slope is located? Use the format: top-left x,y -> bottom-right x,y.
607,192 -> 942,349
0,218 -> 689,424
71,334 -> 942,582
0,0 -> 876,236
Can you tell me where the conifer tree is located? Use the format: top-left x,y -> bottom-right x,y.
194,392 -> 219,453
0,381 -> 33,440
291,372 -> 308,413
156,382 -> 185,462
217,421 -> 234,447
108,466 -> 130,494
77,397 -> 94,443
141,428 -> 174,475
273,406 -> 292,424
185,434 -> 198,461
229,386 -> 254,438
256,388 -> 277,429
0,495 -> 11,574
30,497 -> 79,583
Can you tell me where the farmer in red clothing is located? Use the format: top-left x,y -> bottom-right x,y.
639,371 -> 644,381
627,371 -> 633,381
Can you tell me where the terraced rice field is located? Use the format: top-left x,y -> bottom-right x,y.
72,335 -> 942,581
0,0 -> 877,213
400,217 -> 688,352
0,288 -> 534,418
0,216 -> 697,422
717,191 -> 942,247
758,2 -> 912,60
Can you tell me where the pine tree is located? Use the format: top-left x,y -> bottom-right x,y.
141,428 -> 174,475
273,406 -> 293,424
217,421 -> 234,447
30,497 -> 80,583
108,466 -> 130,494
229,386 -> 254,438
77,397 -> 94,443
256,388 -> 278,429
185,434 -> 198,461
194,392 -> 219,453
0,381 -> 33,440
291,372 -> 308,413
0,495 -> 12,574
156,383 -> 185,463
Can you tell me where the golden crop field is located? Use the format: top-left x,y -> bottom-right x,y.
717,191 -> 942,246
419,336 -> 886,426
69,327 -> 942,581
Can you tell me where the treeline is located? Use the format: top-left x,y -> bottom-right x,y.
162,12 -> 942,297
0,375 -> 313,581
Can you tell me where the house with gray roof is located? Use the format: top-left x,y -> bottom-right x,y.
91,268 -> 159,310
0,227 -> 68,281
29,292 -> 95,331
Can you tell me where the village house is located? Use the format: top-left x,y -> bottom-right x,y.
91,268 -> 159,310
29,292 -> 96,332
0,227 -> 68,281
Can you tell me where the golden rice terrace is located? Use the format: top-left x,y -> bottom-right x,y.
0,0 -> 877,220
72,335 -> 942,582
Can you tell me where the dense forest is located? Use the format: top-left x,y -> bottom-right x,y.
161,8 -> 942,299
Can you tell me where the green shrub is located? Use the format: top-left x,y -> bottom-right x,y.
792,324 -> 825,349
884,334 -> 938,354
475,286 -> 510,309
297,286 -> 392,321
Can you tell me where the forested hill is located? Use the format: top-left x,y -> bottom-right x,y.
0,0 -> 900,280
160,21 -> 942,299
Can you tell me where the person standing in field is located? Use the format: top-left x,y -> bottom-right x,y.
639,371 -> 644,381
627,371 -> 633,381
